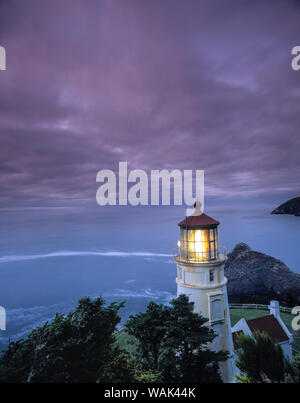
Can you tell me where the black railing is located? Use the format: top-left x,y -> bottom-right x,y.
174,244 -> 226,264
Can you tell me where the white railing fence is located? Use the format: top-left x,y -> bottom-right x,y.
229,303 -> 292,314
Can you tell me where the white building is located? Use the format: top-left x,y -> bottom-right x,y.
232,300 -> 293,362
174,202 -> 236,382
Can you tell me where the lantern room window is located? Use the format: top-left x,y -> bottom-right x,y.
174,204 -> 224,264
179,227 -> 218,262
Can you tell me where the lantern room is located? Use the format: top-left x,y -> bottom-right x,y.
175,202 -> 222,263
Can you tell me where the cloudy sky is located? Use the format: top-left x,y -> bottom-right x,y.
0,0 -> 299,210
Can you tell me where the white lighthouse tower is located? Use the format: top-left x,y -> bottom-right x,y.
174,202 -> 235,382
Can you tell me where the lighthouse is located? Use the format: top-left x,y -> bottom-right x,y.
174,202 -> 235,382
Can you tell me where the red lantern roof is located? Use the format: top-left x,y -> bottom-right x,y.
178,213 -> 220,228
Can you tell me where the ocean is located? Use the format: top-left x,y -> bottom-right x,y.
0,204 -> 299,349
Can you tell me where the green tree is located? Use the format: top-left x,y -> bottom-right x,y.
235,331 -> 287,383
0,296 -> 128,383
104,351 -> 162,383
289,354 -> 300,383
0,295 -> 230,383
125,294 -> 228,383
0,338 -> 34,383
125,301 -> 168,370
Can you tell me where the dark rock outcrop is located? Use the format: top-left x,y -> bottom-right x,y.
225,243 -> 300,306
271,197 -> 300,216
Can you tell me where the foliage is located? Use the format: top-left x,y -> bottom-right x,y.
235,331 -> 288,383
0,296 -> 128,383
125,301 -> 168,370
0,296 -> 171,383
7,294 -> 295,383
102,351 -> 162,383
289,354 -> 300,383
234,374 -> 252,383
125,294 -> 228,383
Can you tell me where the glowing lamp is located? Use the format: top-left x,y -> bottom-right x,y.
176,202 -> 220,263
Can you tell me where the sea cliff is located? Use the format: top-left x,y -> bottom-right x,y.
225,243 -> 300,306
271,197 -> 300,216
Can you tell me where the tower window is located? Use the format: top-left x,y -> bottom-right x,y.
209,269 -> 214,282
209,294 -> 225,322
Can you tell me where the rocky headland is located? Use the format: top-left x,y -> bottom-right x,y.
225,243 -> 300,306
271,197 -> 300,216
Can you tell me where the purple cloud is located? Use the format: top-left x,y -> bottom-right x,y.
0,0 -> 299,208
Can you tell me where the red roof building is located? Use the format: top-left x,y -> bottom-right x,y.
231,301 -> 293,362
246,315 -> 289,343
